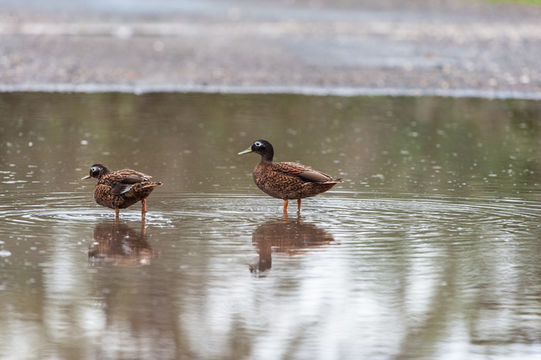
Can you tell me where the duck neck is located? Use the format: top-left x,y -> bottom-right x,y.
260,152 -> 273,162
98,166 -> 110,179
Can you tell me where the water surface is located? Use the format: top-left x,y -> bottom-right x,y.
0,93 -> 540,359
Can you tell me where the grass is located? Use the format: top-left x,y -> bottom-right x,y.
488,0 -> 541,4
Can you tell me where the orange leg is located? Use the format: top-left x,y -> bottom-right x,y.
141,218 -> 147,236
297,199 -> 301,213
141,199 -> 147,219
114,208 -> 119,222
283,199 -> 288,213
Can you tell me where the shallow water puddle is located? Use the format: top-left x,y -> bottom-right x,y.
0,93 -> 540,359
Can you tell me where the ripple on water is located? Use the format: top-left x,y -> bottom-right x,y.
310,194 -> 540,238
0,191 -> 539,240
0,192 -> 173,231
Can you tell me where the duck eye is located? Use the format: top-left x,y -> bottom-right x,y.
254,141 -> 262,147
90,166 -> 100,174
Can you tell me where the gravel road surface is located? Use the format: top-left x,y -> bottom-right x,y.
1,0 -> 540,98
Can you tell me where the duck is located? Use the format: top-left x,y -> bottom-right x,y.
238,139 -> 342,213
81,164 -> 162,219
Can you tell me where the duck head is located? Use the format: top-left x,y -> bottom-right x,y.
81,164 -> 110,180
238,139 -> 274,161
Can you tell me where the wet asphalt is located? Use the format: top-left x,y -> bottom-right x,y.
1,0 -> 540,98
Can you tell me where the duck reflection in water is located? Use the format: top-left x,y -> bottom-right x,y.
89,221 -> 154,266
250,215 -> 334,273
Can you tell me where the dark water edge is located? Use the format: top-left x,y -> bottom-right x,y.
2,85 -> 541,100
0,92 -> 540,359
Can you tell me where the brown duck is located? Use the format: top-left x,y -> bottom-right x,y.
238,140 -> 342,213
82,164 -> 162,219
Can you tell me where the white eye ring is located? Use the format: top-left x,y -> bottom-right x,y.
254,141 -> 262,147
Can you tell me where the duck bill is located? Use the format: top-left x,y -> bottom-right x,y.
238,148 -> 253,155
81,175 -> 91,180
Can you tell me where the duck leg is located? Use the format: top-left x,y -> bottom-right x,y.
141,199 -> 147,219
114,208 -> 119,222
283,199 -> 288,213
141,218 -> 146,236
297,199 -> 301,213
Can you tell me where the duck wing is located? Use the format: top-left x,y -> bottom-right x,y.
108,169 -> 152,195
273,162 -> 334,183
115,169 -> 152,180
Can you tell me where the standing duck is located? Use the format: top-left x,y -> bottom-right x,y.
238,140 -> 342,213
82,164 -> 162,219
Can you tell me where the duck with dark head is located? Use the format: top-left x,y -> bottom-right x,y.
82,164 -> 162,220
239,140 -> 342,213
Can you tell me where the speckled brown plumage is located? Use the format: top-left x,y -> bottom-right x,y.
253,161 -> 339,200
239,140 -> 342,212
82,164 -> 162,219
